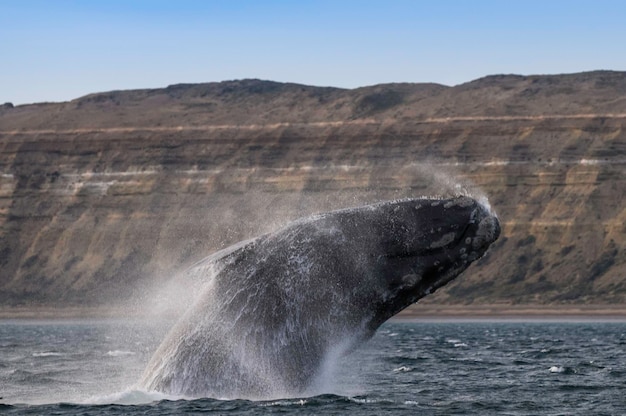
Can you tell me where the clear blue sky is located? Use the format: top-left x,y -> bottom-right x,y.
2,0 -> 625,105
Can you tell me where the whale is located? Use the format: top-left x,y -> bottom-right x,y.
139,196 -> 500,399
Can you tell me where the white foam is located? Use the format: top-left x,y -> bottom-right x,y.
32,351 -> 65,357
106,350 -> 136,357
349,396 -> 393,405
262,399 -> 308,407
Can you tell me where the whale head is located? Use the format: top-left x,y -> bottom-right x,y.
363,196 -> 500,328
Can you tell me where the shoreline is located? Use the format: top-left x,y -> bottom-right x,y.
2,304 -> 626,321
393,304 -> 626,321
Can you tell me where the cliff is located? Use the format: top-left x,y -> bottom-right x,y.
1,71 -> 625,310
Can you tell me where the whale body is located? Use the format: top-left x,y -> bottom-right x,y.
140,196 -> 500,399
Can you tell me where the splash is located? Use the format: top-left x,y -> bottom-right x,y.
399,162 -> 497,217
139,252 -> 370,399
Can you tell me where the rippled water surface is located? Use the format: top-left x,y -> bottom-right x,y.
1,319 -> 625,415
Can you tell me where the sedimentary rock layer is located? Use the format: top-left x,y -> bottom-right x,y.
1,71 -> 625,307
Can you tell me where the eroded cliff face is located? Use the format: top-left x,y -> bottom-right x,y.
0,71 -> 625,308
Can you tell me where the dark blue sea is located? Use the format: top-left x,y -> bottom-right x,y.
1,319 -> 625,415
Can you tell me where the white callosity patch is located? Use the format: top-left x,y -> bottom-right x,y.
429,232 -> 456,249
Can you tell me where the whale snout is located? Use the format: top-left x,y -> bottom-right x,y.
472,213 -> 501,251
461,197 -> 500,251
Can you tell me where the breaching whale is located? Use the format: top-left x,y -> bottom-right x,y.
140,196 -> 500,399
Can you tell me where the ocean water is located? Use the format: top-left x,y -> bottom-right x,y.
1,319 -> 625,415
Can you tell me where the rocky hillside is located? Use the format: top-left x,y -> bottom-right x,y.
1,71 -> 625,310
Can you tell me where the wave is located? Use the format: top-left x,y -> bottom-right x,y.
445,338 -> 469,347
549,366 -> 577,375
32,352 -> 66,357
0,394 -> 405,414
81,389 -> 184,405
77,391 -> 401,410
